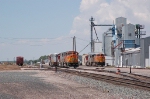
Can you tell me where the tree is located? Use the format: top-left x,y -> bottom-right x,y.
38,55 -> 48,62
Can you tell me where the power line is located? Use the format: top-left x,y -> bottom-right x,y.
79,42 -> 91,53
0,36 -> 55,39
0,36 -> 71,40
76,37 -> 90,42
0,37 -> 72,46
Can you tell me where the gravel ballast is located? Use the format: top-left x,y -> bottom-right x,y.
0,70 -> 150,99
56,71 -> 150,99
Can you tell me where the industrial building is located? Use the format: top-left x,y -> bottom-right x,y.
81,16 -> 150,68
102,17 -> 150,68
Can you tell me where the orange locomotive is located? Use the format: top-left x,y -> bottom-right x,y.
49,51 -> 79,68
59,51 -> 79,68
85,53 -> 105,66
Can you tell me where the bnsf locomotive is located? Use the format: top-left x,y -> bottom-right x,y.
85,53 -> 105,66
49,51 -> 79,68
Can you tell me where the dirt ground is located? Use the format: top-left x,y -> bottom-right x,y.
0,67 -> 149,99
0,65 -> 21,70
0,70 -> 122,99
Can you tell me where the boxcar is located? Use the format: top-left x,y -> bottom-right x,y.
16,56 -> 24,66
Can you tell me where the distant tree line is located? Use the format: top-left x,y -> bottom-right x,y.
25,55 -> 49,64
0,55 -> 49,65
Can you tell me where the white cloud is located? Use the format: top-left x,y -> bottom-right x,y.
17,39 -> 30,44
70,0 -> 150,41
54,36 -> 68,41
80,0 -> 100,12
7,36 -> 72,47
40,38 -> 50,44
100,2 -> 109,7
0,42 -> 6,46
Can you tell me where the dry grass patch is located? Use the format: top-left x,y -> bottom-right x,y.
0,65 -> 21,70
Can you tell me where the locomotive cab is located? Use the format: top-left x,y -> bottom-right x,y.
59,51 -> 79,68
86,53 -> 105,67
65,51 -> 79,68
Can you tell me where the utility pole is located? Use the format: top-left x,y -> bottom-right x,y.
129,53 -> 132,73
40,59 -> 42,69
111,41 -> 115,66
89,16 -> 94,52
73,36 -> 74,51
14,57 -> 15,65
73,36 -> 76,51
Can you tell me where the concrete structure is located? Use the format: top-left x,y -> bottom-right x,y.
105,56 -> 114,66
122,24 -> 135,40
94,41 -> 102,53
121,48 -> 140,67
102,32 -> 112,56
120,36 -> 150,68
91,16 -> 147,68
140,36 -> 150,67
113,17 -> 145,67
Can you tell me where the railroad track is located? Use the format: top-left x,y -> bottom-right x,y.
77,67 -> 150,83
48,67 -> 150,91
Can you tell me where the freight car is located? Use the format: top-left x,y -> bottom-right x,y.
16,56 -> 24,66
85,53 -> 105,66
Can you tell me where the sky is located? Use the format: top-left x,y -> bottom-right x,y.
0,0 -> 150,61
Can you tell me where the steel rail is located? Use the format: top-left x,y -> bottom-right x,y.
48,67 -> 150,91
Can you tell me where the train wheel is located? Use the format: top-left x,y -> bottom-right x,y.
67,63 -> 69,66
64,63 -> 68,68
67,63 -> 70,68
86,62 -> 88,66
74,66 -> 77,69
49,62 -> 52,66
49,63 -> 51,67
95,63 -> 98,67
90,62 -> 93,66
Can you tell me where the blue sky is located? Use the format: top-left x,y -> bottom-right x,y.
0,0 -> 80,38
0,0 -> 150,61
0,0 -> 81,61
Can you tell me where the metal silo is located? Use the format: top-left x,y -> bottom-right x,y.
102,32 -> 112,56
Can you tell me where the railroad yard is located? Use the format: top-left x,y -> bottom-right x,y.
1,0 -> 150,99
0,65 -> 150,99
